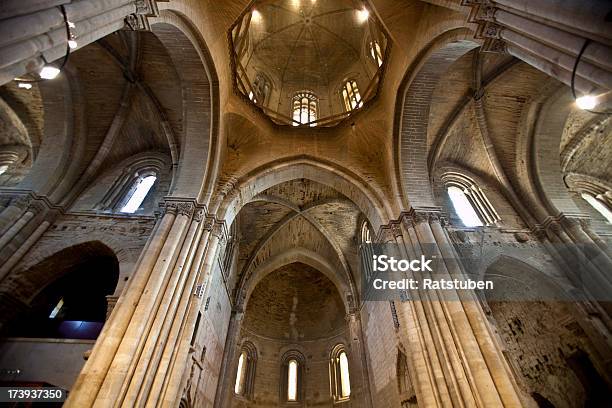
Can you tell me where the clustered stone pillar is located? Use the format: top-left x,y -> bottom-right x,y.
463,0 -> 612,95
64,199 -> 224,407
0,194 -> 54,284
0,145 -> 26,175
540,216 -> 612,321
0,0 -> 161,86
389,209 -> 524,407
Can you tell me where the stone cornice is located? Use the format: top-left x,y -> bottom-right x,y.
0,189 -> 64,215
462,0 -> 507,53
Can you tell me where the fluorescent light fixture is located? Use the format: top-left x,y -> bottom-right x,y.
18,82 -> 32,89
39,65 -> 60,79
576,95 -> 597,110
357,8 -> 369,23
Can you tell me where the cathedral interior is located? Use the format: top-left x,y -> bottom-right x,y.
0,0 -> 611,407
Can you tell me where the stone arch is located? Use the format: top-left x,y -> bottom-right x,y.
73,150 -> 172,214
433,163 -> 503,226
149,10 -> 220,201
239,249 -> 352,312
394,28 -> 478,209
17,66 -> 85,202
480,254 -> 573,301
4,225 -> 149,300
215,156 -> 391,231
0,240 -> 120,328
528,86 -> 586,218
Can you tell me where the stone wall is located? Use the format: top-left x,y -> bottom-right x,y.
228,329 -> 363,407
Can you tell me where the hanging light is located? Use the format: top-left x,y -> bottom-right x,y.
68,39 -> 78,49
575,95 -> 597,110
39,65 -> 60,79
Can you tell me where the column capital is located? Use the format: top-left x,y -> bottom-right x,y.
400,207 -> 448,226
124,0 -> 160,31
463,1 -> 508,54
160,198 -> 197,217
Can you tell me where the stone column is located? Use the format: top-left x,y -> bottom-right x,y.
161,219 -> 223,407
0,198 -> 52,282
463,0 -> 612,95
64,199 -> 191,407
0,0 -> 161,86
391,209 -> 524,408
0,145 -> 24,175
346,311 -> 373,408
105,295 -> 119,320
0,195 -> 32,237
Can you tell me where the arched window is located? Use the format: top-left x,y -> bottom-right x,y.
441,172 -> 500,228
360,220 -> 374,281
251,73 -> 272,107
234,342 -> 257,399
281,351 -> 304,403
369,41 -> 383,67
330,345 -> 351,401
120,175 -> 157,213
235,352 -> 247,395
342,80 -> 362,111
287,359 -> 298,401
581,193 -> 612,223
361,220 -> 372,244
292,91 -> 318,126
447,186 -> 483,227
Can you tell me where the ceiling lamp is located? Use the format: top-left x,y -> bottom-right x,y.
575,95 -> 597,110
357,8 -> 369,23
39,65 -> 60,79
570,39 -> 610,113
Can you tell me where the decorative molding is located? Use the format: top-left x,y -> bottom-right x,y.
463,0 -> 508,54
202,216 -> 215,232
124,0 -> 160,31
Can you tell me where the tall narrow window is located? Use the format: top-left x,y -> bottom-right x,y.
582,193 -> 612,223
281,351 -> 303,403
252,73 -> 272,107
121,175 -> 156,213
447,186 -> 483,227
342,80 -> 362,111
287,359 -> 298,401
234,342 -> 257,399
235,352 -> 247,395
360,221 -> 374,280
330,345 -> 351,401
361,221 -> 372,243
369,41 -> 383,67
339,352 -> 351,398
49,298 -> 64,319
292,91 -> 318,126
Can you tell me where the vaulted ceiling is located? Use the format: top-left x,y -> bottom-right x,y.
230,178 -> 363,322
